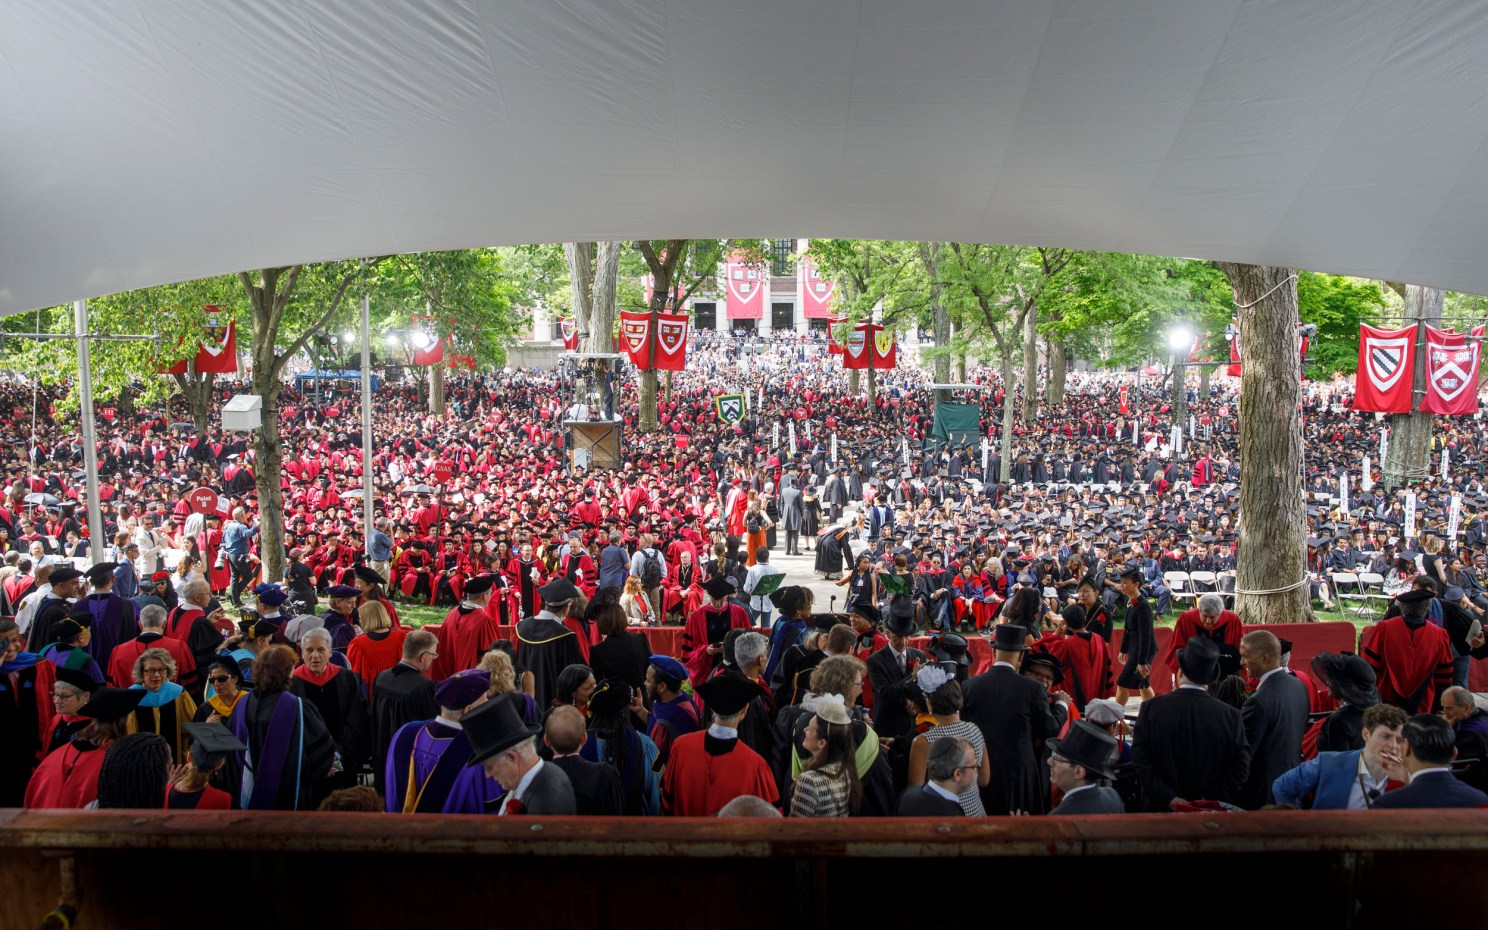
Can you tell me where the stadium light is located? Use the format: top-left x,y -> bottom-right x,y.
1167,324 -> 1195,354
409,329 -> 437,351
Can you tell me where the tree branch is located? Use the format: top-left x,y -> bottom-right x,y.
272,264 -> 365,380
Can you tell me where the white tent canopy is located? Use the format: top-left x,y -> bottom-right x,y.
6,0 -> 1488,313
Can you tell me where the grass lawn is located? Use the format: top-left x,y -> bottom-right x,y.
1154,603 -> 1375,634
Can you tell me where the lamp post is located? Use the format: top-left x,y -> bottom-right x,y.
1166,324 -> 1196,432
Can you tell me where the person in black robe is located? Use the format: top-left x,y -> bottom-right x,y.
228,645 -> 336,811
26,566 -> 85,653
814,525 -> 854,579
370,629 -> 439,795
961,624 -> 1068,815
291,628 -> 372,803
1310,652 -> 1380,754
515,577 -> 586,709
0,620 -> 44,805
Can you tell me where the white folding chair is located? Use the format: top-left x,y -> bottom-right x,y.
1164,571 -> 1195,609
1331,572 -> 1368,617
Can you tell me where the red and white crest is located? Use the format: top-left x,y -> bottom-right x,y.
725,256 -> 764,320
1363,331 -> 1410,393
656,317 -> 687,357
622,316 -> 650,355
1427,336 -> 1478,403
845,329 -> 867,358
559,320 -> 576,341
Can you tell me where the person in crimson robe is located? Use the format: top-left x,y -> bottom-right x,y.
507,543 -> 547,620
291,628 -> 372,804
557,535 -> 598,599
385,670 -> 488,813
1364,589 -> 1454,714
430,575 -> 500,681
1033,605 -> 1115,706
394,542 -> 434,602
515,578 -> 586,709
1155,593 -> 1243,686
679,576 -> 752,683
25,687 -> 144,809
109,605 -> 197,691
661,673 -> 779,816
202,515 -> 230,593
849,603 -> 890,714
164,722 -> 243,810
346,603 -> 408,705
45,667 -> 100,756
950,563 -> 995,631
725,481 -> 749,539
663,549 -> 705,622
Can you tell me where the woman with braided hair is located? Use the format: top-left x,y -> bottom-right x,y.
95,732 -> 172,809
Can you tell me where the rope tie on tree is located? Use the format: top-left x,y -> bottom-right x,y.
1233,578 -> 1312,596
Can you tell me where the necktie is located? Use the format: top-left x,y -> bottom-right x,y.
897,652 -> 905,673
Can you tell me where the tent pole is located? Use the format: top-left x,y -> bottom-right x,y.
73,299 -> 105,566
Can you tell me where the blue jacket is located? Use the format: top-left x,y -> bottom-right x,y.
1271,749 -> 1366,809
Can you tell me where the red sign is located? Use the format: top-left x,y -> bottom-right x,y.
724,255 -> 765,320
433,461 -> 454,484
186,486 -> 221,515
653,312 -> 689,371
1352,324 -> 1416,414
620,311 -> 653,370
1420,325 -> 1483,416
798,257 -> 836,320
1119,385 -> 1130,415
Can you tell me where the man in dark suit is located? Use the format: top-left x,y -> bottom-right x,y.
1132,636 -> 1249,811
371,630 -> 440,794
544,706 -> 623,815
961,624 -> 1069,815
1373,714 -> 1488,809
866,610 -> 928,739
466,693 -> 577,815
895,737 -> 972,816
1238,630 -> 1311,809
1049,721 -> 1127,815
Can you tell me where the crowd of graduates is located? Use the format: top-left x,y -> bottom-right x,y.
2,329 -> 1488,815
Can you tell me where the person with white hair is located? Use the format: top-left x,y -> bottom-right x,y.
107,603 -> 197,692
290,627 -> 372,805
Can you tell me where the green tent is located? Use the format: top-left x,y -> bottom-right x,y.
928,401 -> 981,448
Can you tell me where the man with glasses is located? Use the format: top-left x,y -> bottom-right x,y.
1049,720 -> 1126,814
371,629 -> 439,795
895,737 -> 974,816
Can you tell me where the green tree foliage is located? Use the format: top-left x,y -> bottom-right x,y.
1295,272 -> 1385,375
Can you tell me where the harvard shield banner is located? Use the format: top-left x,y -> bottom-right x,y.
797,257 -> 836,320
842,325 -> 870,369
1420,325 -> 1483,416
654,312 -> 689,371
1351,324 -> 1415,413
873,328 -> 896,368
559,319 -> 578,351
619,311 -> 653,370
725,257 -> 764,320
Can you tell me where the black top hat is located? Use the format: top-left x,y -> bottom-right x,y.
464,693 -> 542,766
354,565 -> 386,586
884,607 -> 917,637
1177,635 -> 1221,685
931,632 -> 971,666
694,673 -> 763,717
537,576 -> 582,605
55,667 -> 101,693
991,624 -> 1029,653
1048,720 -> 1119,781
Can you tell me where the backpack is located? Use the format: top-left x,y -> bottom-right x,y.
746,511 -> 763,534
640,548 -> 663,589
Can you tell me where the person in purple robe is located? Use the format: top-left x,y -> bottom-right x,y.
227,645 -> 336,811
384,669 -> 489,813
82,563 -> 140,678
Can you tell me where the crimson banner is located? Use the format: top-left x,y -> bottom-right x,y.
195,309 -> 237,373
843,322 -> 894,370
413,337 -> 445,366
872,326 -> 897,368
1420,325 -> 1483,416
559,319 -> 578,351
653,312 -> 689,371
1119,385 -> 1130,415
620,311 -> 653,370
1352,324 -> 1415,413
797,257 -> 836,319
724,256 -> 764,320
827,316 -> 847,355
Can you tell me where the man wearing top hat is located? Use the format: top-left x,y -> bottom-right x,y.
1048,720 -> 1127,815
961,624 -> 1069,815
866,606 -> 927,740
77,561 -> 138,676
1131,636 -> 1250,812
515,577 -> 586,709
465,691 -> 576,815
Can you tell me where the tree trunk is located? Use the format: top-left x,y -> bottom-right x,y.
920,242 -> 952,404
637,368 -> 659,432
866,363 -> 877,409
174,369 -> 216,433
1218,263 -> 1314,624
251,362 -> 286,587
1385,284 -> 1443,486
1021,304 -> 1038,421
1048,338 -> 1067,407
1172,358 -> 1187,431
849,370 -> 860,395
998,350 -> 1015,483
429,361 -> 446,416
564,242 -> 594,340
590,242 -> 621,354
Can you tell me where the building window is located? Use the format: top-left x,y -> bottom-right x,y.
693,302 -> 717,331
771,239 -> 795,276
772,302 -> 795,331
732,318 -> 757,334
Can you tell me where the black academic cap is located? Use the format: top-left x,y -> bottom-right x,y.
55,667 -> 101,693
184,721 -> 246,768
77,687 -> 146,722
693,674 -> 763,717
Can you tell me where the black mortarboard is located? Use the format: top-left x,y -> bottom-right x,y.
77,687 -> 146,722
184,721 -> 246,768
55,667 -> 101,693
84,562 -> 119,585
694,674 -> 763,717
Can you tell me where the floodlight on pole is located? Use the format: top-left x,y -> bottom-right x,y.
409,329 -> 436,351
1167,324 -> 1195,354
